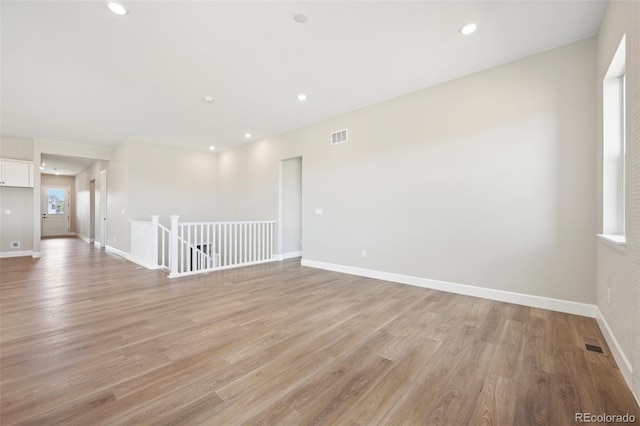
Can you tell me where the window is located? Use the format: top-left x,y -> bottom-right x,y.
47,188 -> 66,215
601,35 -> 626,246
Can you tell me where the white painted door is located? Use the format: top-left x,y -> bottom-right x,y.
41,185 -> 71,236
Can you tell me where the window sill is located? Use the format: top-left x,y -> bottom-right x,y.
597,234 -> 626,252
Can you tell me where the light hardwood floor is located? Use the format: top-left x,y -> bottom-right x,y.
1,237 -> 638,425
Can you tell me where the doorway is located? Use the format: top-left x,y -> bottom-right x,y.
41,185 -> 71,236
279,157 -> 302,259
89,179 -> 96,243
95,170 -> 107,248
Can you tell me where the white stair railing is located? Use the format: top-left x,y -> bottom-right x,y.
158,222 -> 170,270
131,215 -> 275,278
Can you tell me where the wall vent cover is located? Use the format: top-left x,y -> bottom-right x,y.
331,129 -> 348,145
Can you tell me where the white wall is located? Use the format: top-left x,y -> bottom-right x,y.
596,0 -> 640,400
0,136 -> 34,255
216,38 -> 597,305
126,139 -> 217,225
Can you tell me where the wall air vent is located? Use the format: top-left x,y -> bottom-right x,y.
331,129 -> 348,145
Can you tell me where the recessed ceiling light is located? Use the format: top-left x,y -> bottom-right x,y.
203,96 -> 214,103
55,173 -> 60,176
107,1 -> 128,16
459,23 -> 477,35
40,166 -> 44,170
297,93 -> 307,101
41,163 -> 45,166
245,133 -> 252,138
294,13 -> 308,24
209,146 -> 216,151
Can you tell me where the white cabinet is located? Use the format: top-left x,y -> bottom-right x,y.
0,159 -> 34,188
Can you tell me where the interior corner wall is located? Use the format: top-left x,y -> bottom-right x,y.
596,0 -> 639,399
628,0 -> 640,403
216,38 -> 597,305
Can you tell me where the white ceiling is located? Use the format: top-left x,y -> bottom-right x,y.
1,1 -> 605,153
40,154 -> 95,176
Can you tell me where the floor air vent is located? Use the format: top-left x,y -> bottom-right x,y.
585,343 -> 604,354
331,129 -> 348,145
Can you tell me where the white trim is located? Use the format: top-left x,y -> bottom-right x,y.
595,307 -> 633,389
300,259 -> 597,318
128,255 -> 161,270
596,234 -> 627,252
277,251 -> 302,260
168,258 -> 276,279
32,251 -> 41,258
105,245 -> 128,260
93,241 -> 102,249
73,233 -> 91,244
0,250 -> 33,258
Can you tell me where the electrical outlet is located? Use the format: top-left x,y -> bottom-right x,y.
10,241 -> 20,249
361,249 -> 367,258
113,236 -> 117,243
4,209 -> 10,215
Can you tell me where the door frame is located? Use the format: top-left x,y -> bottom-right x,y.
278,156 -> 302,260
41,185 -> 71,237
96,170 -> 107,248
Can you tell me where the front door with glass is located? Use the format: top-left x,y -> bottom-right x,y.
41,185 -> 70,236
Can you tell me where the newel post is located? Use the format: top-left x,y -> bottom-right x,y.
151,215 -> 159,268
169,215 -> 179,277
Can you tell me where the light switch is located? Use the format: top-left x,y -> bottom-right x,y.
4,209 -> 10,215
315,208 -> 323,216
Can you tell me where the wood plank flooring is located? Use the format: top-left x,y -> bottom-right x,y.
1,237 -> 638,425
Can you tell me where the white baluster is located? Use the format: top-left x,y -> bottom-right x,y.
169,215 -> 179,277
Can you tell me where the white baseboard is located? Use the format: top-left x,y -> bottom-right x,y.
32,251 -> 41,258
128,256 -> 161,270
300,259 -> 597,318
595,307 -> 633,390
275,251 -> 302,261
94,241 -> 102,249
73,233 -> 92,244
105,245 -> 129,260
0,250 -> 33,258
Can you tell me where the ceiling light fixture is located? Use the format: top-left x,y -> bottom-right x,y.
107,1 -> 128,16
203,96 -> 214,103
40,166 -> 44,170
459,23 -> 478,35
245,133 -> 252,138
297,93 -> 307,101
293,13 -> 308,24
209,146 -> 216,151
